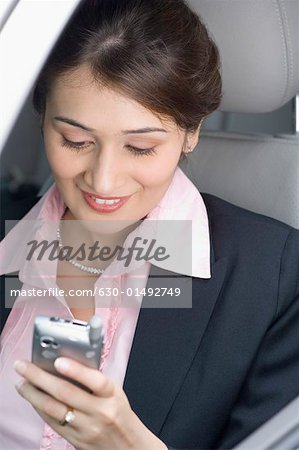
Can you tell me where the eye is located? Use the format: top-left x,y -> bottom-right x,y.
61,138 -> 93,151
126,145 -> 156,157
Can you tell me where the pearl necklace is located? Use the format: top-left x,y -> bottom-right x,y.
56,222 -> 104,275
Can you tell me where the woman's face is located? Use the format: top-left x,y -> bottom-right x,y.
43,65 -> 198,231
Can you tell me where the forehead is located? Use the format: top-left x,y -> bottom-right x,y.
47,64 -> 178,132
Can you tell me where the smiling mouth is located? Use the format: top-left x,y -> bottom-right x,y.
91,197 -> 121,205
81,190 -> 132,213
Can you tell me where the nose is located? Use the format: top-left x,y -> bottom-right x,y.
83,147 -> 127,195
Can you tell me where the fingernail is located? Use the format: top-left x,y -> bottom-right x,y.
15,379 -> 24,392
54,358 -> 70,372
13,360 -> 27,375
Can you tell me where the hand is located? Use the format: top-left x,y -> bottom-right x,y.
13,358 -> 167,450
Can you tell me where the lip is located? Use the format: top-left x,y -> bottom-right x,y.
81,190 -> 132,213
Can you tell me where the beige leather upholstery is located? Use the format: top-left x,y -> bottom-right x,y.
182,131 -> 299,229
183,0 -> 299,228
188,0 -> 299,113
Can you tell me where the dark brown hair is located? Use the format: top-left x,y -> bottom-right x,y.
33,0 -> 221,133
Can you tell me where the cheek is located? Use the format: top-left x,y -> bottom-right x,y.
135,149 -> 181,189
45,144 -> 83,180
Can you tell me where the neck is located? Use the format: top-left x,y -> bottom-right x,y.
61,208 -> 140,253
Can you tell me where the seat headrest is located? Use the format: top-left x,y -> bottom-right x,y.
188,0 -> 299,113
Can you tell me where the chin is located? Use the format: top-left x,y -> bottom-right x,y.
74,213 -> 139,237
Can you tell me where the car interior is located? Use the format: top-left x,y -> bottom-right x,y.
1,0 -> 298,229
184,0 -> 299,230
0,0 -> 298,447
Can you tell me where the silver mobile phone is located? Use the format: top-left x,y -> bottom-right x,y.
32,315 -> 104,392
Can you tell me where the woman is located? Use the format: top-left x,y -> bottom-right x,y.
1,0 -> 299,449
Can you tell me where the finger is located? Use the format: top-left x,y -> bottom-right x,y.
15,380 -> 79,429
14,360 -> 94,414
31,406 -> 83,448
16,379 -> 99,449
36,408 -> 92,450
54,357 -> 115,398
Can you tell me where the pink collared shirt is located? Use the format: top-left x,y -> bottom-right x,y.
0,167 -> 211,450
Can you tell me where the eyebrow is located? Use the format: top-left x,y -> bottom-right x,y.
54,116 -> 95,131
122,127 -> 167,135
53,116 -> 167,134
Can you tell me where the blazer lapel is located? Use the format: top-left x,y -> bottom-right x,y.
123,254 -> 228,435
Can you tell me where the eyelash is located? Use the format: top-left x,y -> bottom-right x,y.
61,139 -> 90,151
61,138 -> 156,157
126,145 -> 156,157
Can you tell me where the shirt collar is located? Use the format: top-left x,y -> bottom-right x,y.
109,167 -> 211,278
0,168 -> 211,279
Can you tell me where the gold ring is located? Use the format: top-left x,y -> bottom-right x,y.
59,408 -> 75,426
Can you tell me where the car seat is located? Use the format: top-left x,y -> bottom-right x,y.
181,0 -> 299,229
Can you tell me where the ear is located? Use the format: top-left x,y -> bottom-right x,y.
182,119 -> 204,154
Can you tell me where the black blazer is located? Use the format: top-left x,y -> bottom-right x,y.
1,192 -> 299,449
123,194 -> 299,449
